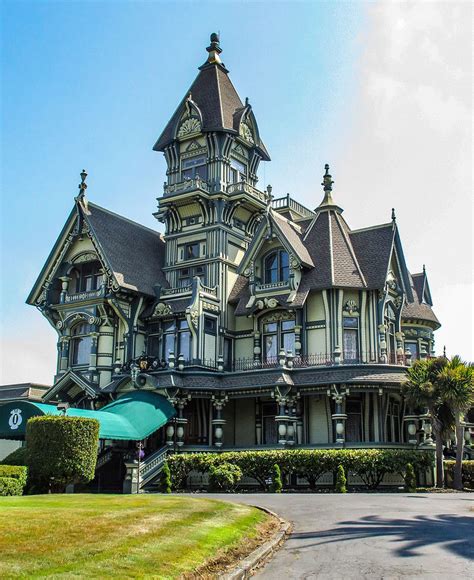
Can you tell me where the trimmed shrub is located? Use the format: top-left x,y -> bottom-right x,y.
0,477 -> 23,496
209,462 -> 242,491
270,464 -> 282,493
404,463 -> 417,493
167,449 -> 434,491
26,416 -> 99,492
444,460 -> 474,489
159,461 -> 172,493
0,446 -> 28,466
335,465 -> 347,493
0,465 -> 28,489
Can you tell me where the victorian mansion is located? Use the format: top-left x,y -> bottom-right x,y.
3,34 -> 441,485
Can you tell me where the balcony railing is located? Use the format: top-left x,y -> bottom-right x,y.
63,287 -> 105,303
226,181 -> 268,203
272,194 -> 315,219
163,177 -> 209,196
148,352 -> 408,373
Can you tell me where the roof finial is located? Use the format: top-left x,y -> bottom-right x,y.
422,263 -> 426,274
391,207 -> 396,222
78,169 -> 87,198
76,169 -> 89,212
206,32 -> 222,64
443,345 -> 447,358
316,163 -> 337,209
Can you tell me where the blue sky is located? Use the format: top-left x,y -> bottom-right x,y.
1,2 -> 471,383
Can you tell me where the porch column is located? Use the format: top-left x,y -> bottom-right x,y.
211,395 -> 228,448
255,399 -> 262,446
59,337 -> 70,372
329,385 -> 347,445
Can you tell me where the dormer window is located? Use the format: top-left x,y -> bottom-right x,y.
182,155 -> 207,181
70,261 -> 103,293
264,250 -> 289,284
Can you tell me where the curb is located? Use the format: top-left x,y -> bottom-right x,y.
220,506 -> 292,579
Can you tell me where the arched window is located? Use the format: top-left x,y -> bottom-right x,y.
385,303 -> 397,363
262,315 -> 295,363
70,323 -> 92,366
263,250 -> 289,284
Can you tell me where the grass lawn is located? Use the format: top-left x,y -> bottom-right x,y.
0,494 -> 271,579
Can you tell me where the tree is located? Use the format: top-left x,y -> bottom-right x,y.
26,416 -> 99,492
270,464 -> 282,493
159,461 -> 172,493
402,357 -> 454,487
335,464 -> 347,493
404,463 -> 417,493
437,356 -> 474,490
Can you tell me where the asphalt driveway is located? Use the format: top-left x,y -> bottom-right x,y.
206,493 -> 474,579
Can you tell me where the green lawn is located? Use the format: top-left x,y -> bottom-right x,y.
0,494 -> 269,579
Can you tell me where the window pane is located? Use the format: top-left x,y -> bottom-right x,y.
230,159 -> 246,173
163,333 -> 175,359
148,336 -> 161,357
264,334 -> 278,360
343,329 -> 359,361
183,156 -> 206,169
343,316 -> 358,328
263,322 -> 278,333
185,243 -> 199,260
281,320 -> 295,331
179,331 -> 191,361
283,331 -> 295,354
204,317 -> 216,334
179,319 -> 189,330
162,320 -> 176,332
72,336 -> 91,365
405,342 -> 418,359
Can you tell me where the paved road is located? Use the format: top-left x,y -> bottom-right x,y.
207,493 -> 474,579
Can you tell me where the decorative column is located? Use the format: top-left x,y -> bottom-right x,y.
59,276 -> 71,304
255,399 -> 262,446
175,399 -> 188,447
123,461 -> 141,494
378,324 -> 387,363
273,389 -> 290,446
395,332 -> 404,365
166,392 -> 190,448
59,336 -> 70,372
404,415 -> 419,444
211,394 -> 228,448
333,346 -> 342,365
420,414 -> 434,447
253,331 -> 261,364
329,385 -> 347,445
295,398 -> 304,445
89,332 -> 100,372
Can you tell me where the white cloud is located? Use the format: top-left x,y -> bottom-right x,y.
335,1 -> 473,359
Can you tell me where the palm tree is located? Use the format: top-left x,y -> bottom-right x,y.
438,356 -> 474,490
402,357 -> 453,487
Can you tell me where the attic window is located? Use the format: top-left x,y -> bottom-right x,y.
70,261 -> 103,293
264,250 -> 289,284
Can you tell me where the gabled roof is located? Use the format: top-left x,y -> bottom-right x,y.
402,273 -> 440,328
350,223 -> 395,289
86,203 -> 168,296
27,199 -> 168,304
300,209 -> 366,291
271,211 -> 314,267
153,52 -> 269,159
412,268 -> 433,306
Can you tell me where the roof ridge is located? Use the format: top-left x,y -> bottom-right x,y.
214,65 -> 225,128
350,222 -> 393,234
87,202 -> 162,237
333,212 -> 367,287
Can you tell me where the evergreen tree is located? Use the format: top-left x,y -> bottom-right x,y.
159,461 -> 172,494
270,464 -> 282,493
335,464 -> 347,493
405,463 -> 417,493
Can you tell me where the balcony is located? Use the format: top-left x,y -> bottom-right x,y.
272,194 -> 315,219
226,181 -> 268,204
146,351 -> 409,373
63,287 -> 105,304
163,177 -> 209,197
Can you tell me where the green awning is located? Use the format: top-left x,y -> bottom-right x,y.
0,391 -> 175,441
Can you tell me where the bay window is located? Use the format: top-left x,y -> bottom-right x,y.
182,155 -> 207,181
70,323 -> 92,366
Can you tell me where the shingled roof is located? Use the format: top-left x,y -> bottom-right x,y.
402,272 -> 440,328
350,223 -> 395,289
86,203 -> 168,296
153,38 -> 269,159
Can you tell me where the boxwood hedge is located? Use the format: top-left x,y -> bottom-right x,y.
444,460 -> 474,489
0,465 -> 28,496
167,449 -> 434,491
26,416 -> 99,492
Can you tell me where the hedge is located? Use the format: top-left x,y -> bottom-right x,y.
0,477 -> 24,496
0,446 -> 28,466
26,416 -> 99,492
167,449 -> 434,491
444,460 -> 474,489
0,465 -> 28,488
0,466 -> 28,496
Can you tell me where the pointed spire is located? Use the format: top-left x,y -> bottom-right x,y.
422,263 -> 426,274
316,164 -> 342,212
206,32 -> 222,65
391,207 -> 396,223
